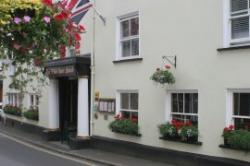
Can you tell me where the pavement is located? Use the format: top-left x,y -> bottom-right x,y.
0,122 -> 172,166
0,134 -> 91,166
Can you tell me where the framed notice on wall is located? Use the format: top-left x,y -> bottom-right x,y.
98,98 -> 115,113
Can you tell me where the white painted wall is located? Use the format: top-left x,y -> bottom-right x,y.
80,0 -> 250,162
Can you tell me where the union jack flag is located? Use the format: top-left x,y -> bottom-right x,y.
61,0 -> 92,24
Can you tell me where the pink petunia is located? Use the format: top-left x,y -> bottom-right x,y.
23,16 -> 31,23
43,16 -> 51,23
14,17 -> 22,24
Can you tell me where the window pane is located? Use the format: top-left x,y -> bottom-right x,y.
185,115 -> 198,126
234,118 -> 250,130
172,93 -> 178,113
121,111 -> 130,119
36,95 -> 39,106
239,93 -> 250,116
122,41 -> 130,57
121,93 -> 129,109
231,0 -> 248,12
233,93 -> 240,115
131,39 -> 139,56
172,115 -> 185,122
31,95 -> 34,106
231,17 -> 249,39
130,93 -> 138,110
121,20 -> 129,38
172,93 -> 183,113
131,17 -> 139,36
185,93 -> 198,114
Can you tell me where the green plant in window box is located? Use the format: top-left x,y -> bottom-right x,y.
179,125 -> 198,143
23,108 -> 39,121
3,105 -> 22,117
150,65 -> 175,85
159,123 -> 178,139
227,130 -> 250,151
222,125 -> 234,146
109,114 -> 139,136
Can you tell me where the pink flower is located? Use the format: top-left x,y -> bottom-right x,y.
23,16 -> 31,23
14,17 -> 22,24
43,16 -> 51,23
13,43 -> 21,50
165,64 -> 171,69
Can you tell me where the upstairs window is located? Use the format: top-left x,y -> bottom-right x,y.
118,13 -> 139,59
229,0 -> 250,44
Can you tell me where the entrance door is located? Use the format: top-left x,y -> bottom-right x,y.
59,78 -> 78,143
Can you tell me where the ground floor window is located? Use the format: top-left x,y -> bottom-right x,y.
29,94 -> 40,110
7,93 -> 21,107
171,92 -> 198,125
232,92 -> 250,130
118,91 -> 138,123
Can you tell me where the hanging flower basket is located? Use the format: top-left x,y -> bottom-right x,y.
150,65 -> 175,85
0,0 -> 86,91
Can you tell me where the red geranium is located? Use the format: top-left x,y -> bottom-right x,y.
42,0 -> 53,6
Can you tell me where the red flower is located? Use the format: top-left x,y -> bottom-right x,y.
78,24 -> 86,33
74,33 -> 81,41
54,12 -> 69,21
75,41 -> 81,50
59,45 -> 66,58
42,0 -> 53,6
229,125 -> 234,130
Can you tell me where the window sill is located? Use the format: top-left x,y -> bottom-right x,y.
217,45 -> 250,51
159,137 -> 202,146
113,57 -> 143,64
219,144 -> 249,152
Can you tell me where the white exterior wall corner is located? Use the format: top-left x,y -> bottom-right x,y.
79,0 -> 250,162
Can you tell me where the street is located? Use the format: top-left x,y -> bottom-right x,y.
0,133 -> 92,166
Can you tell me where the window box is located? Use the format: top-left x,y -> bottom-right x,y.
23,108 -> 39,121
109,118 -> 141,137
159,120 -> 201,145
159,137 -> 202,146
3,105 -> 22,117
221,128 -> 250,151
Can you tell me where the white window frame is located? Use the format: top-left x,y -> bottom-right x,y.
165,90 -> 199,124
223,0 -> 250,47
116,90 -> 139,121
7,93 -> 20,107
29,94 -> 40,110
226,89 -> 250,127
116,11 -> 140,60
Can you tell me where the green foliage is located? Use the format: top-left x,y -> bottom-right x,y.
151,68 -> 175,85
109,119 -> 139,136
227,130 -> 250,151
159,123 -> 177,138
180,126 -> 198,141
23,108 -> 39,121
3,105 -> 22,116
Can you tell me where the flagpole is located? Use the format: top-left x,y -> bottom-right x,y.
90,0 -> 96,136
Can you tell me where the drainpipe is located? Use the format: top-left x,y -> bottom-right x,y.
90,0 -> 96,136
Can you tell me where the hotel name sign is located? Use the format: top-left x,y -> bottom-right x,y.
46,65 -> 76,77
